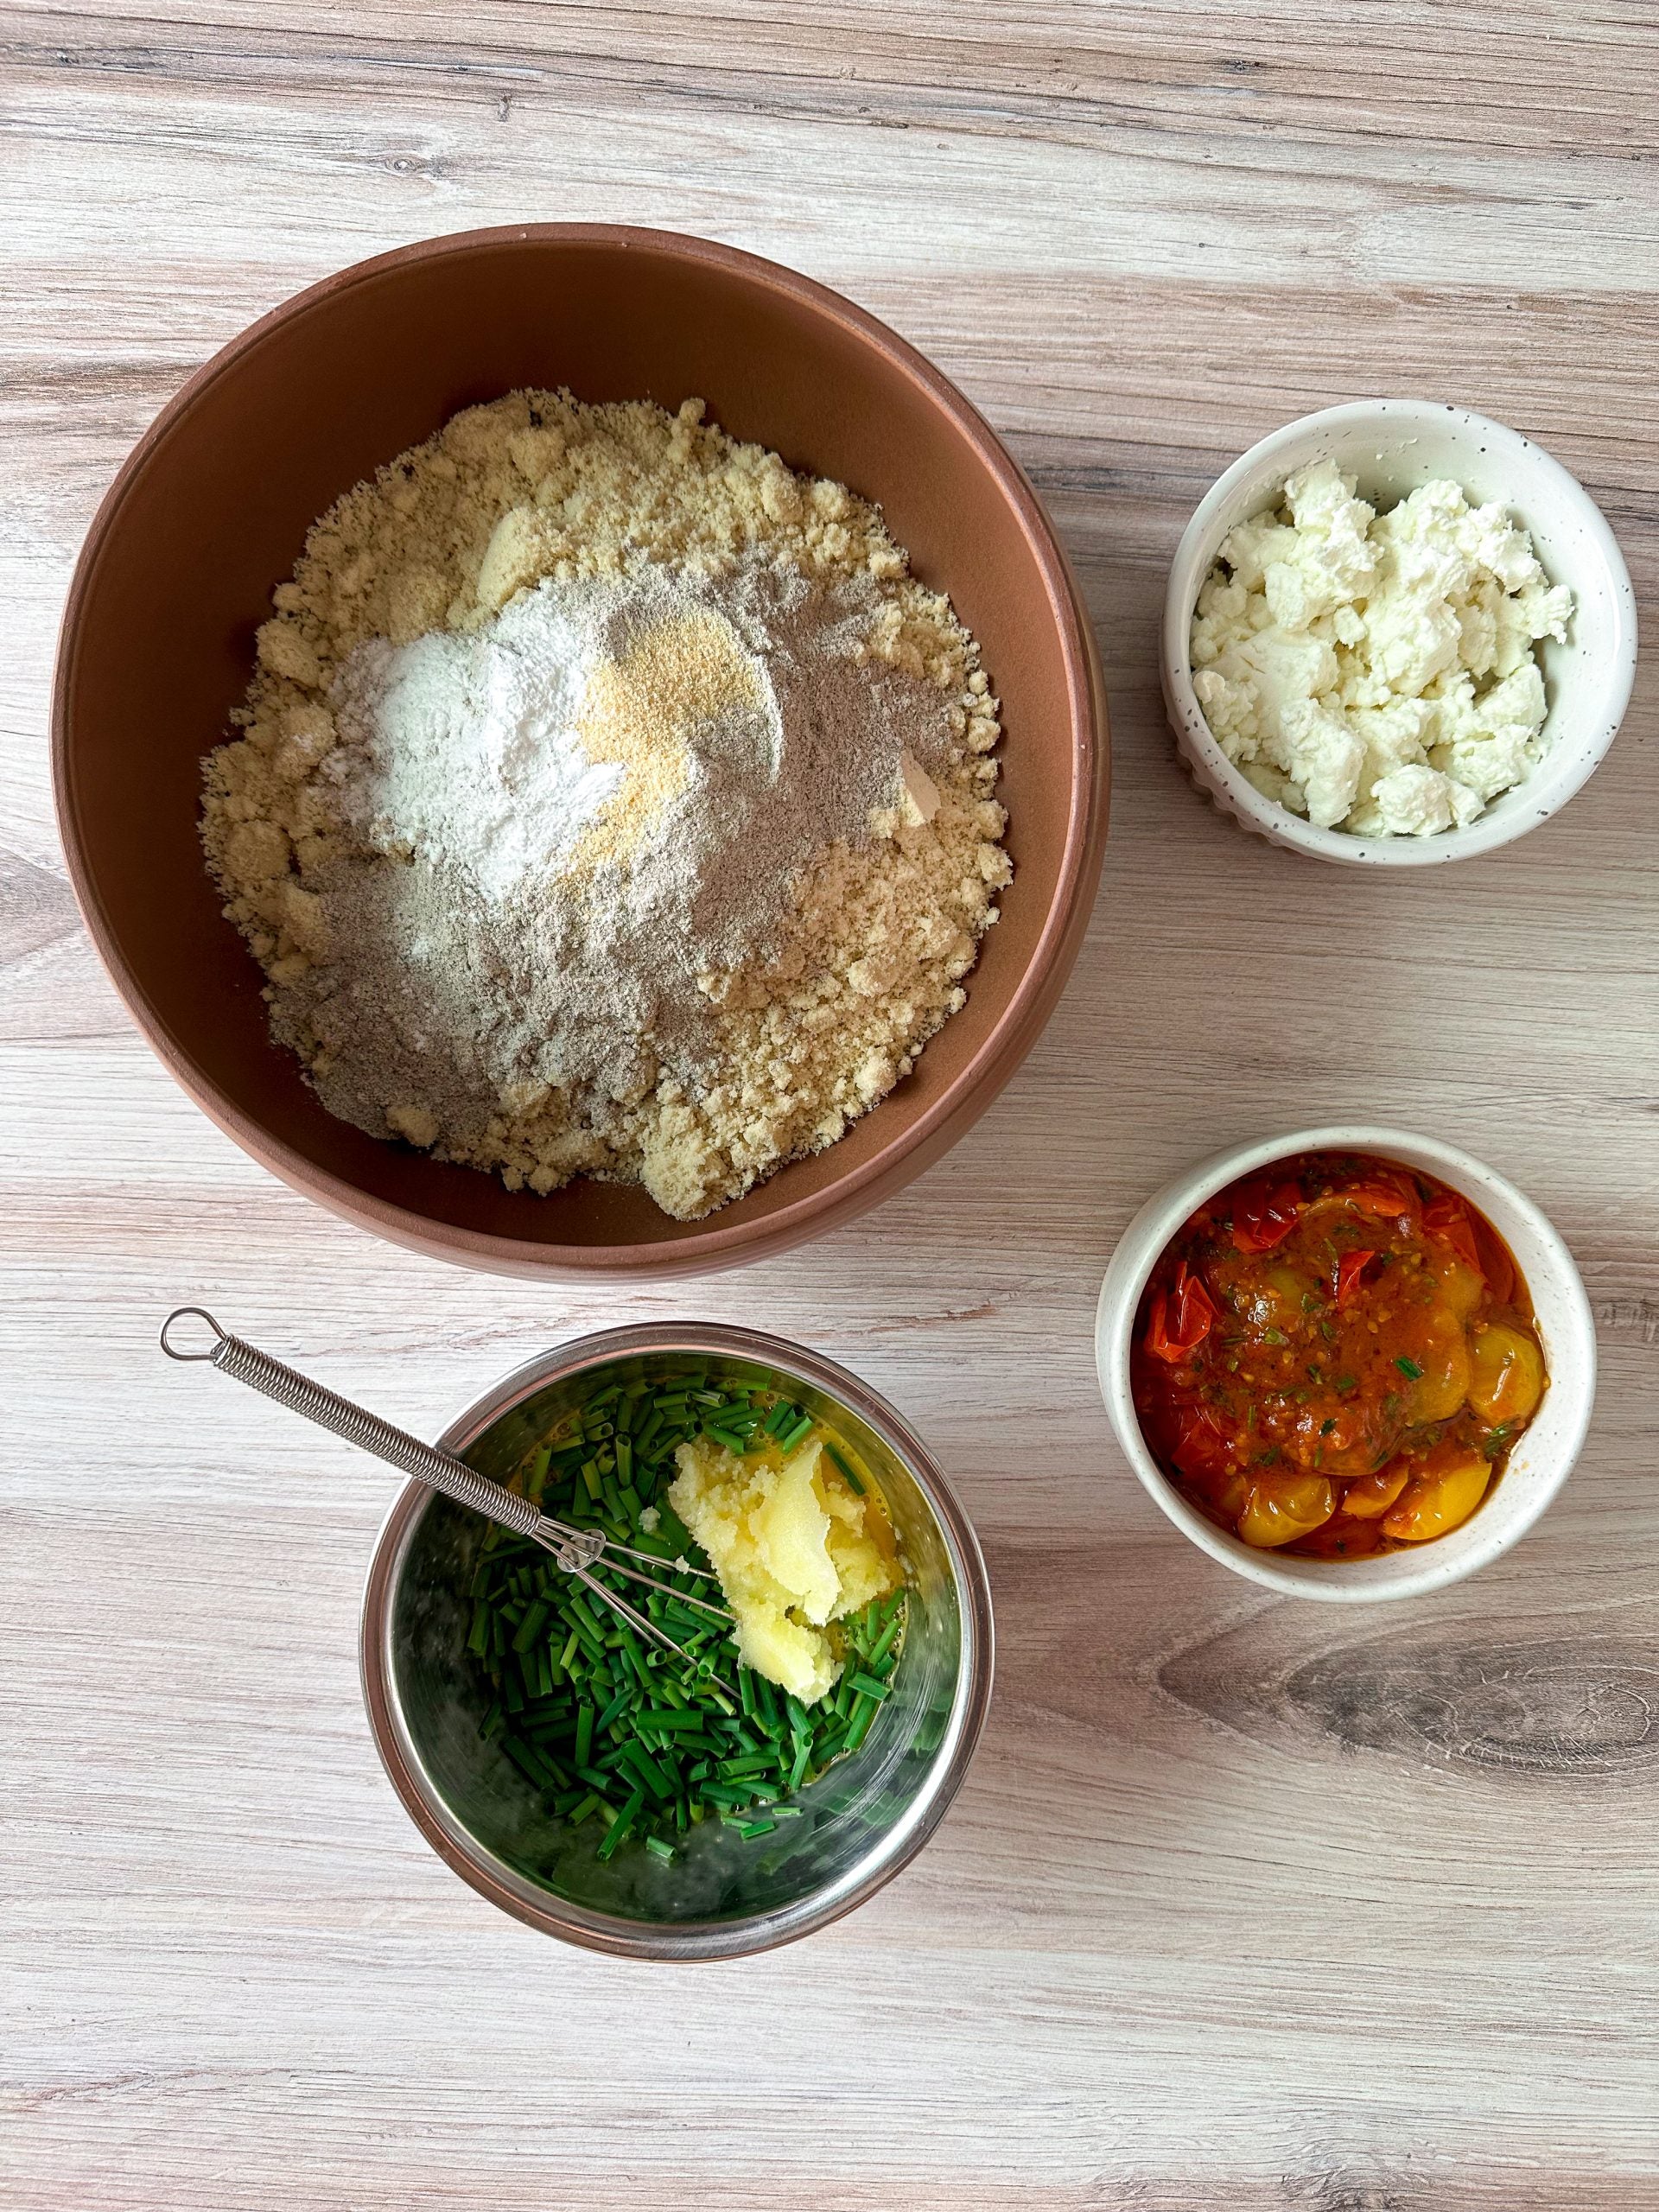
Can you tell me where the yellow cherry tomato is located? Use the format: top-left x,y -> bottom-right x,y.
1435,1257 -> 1486,1319
1467,1323 -> 1546,1424
1240,1265 -> 1317,1334
1341,1465 -> 1410,1520
1212,1470 -> 1250,1523
1403,1305 -> 1474,1424
1382,1455 -> 1491,1542
1237,1472 -> 1336,1549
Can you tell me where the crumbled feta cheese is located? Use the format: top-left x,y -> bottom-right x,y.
1357,764 -> 1482,838
1188,461 -> 1573,837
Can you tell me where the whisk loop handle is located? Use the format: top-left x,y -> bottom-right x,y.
160,1306 -> 547,1541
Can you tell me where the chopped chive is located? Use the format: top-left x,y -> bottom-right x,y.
511,1599 -> 550,1654
865,1609 -> 905,1670
696,1781 -> 755,1808
596,1786 -> 645,1860
503,1738 -> 555,1791
824,1441 -> 865,1493
844,1702 -> 878,1754
621,1739 -> 677,1800
634,1707 -> 703,1734
568,1593 -> 606,1641
594,1688 -> 632,1735
1396,1356 -> 1425,1380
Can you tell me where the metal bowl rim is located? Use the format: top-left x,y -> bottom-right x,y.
359,1321 -> 995,1961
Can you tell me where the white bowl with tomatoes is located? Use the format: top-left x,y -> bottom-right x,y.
1094,1126 -> 1597,1600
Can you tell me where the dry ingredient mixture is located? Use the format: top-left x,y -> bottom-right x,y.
203,391 -> 1010,1218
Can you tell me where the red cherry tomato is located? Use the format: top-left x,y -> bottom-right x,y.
1335,1248 -> 1378,1306
1230,1178 -> 1303,1254
1342,1173 -> 1415,1224
1421,1190 -> 1482,1274
1145,1262 -> 1218,1362
1171,1405 -> 1235,1480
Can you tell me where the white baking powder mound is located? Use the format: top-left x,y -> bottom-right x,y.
327,586 -> 625,899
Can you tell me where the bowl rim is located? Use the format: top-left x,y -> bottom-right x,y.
359,1320 -> 995,1960
1094,1122 -> 1598,1601
52,220 -> 1109,1278
1160,397 -> 1638,868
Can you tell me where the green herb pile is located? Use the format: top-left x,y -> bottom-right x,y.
464,1365 -> 908,1865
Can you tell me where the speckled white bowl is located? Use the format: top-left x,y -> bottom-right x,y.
1163,401 -> 1637,866
1095,1125 -> 1598,1600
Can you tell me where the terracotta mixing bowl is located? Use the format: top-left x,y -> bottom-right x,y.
54,226 -> 1108,1277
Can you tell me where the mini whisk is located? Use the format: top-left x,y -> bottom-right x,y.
160,1308 -> 734,1681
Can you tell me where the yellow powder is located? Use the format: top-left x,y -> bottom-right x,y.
571,607 -> 760,868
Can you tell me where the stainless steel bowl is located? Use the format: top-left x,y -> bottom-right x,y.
359,1322 -> 994,1960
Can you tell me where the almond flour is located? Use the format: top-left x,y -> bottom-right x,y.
202,391 -> 1010,1219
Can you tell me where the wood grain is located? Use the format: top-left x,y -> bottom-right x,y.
3,2 -> 1657,2205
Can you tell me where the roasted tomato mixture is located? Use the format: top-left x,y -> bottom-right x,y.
1131,1153 -> 1547,1557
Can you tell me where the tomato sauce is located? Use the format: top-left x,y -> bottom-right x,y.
1130,1152 -> 1547,1558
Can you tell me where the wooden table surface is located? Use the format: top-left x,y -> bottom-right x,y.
5,3 -> 1657,2206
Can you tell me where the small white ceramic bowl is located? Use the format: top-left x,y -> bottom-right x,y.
1163,401 -> 1637,865
1096,1125 -> 1597,1600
